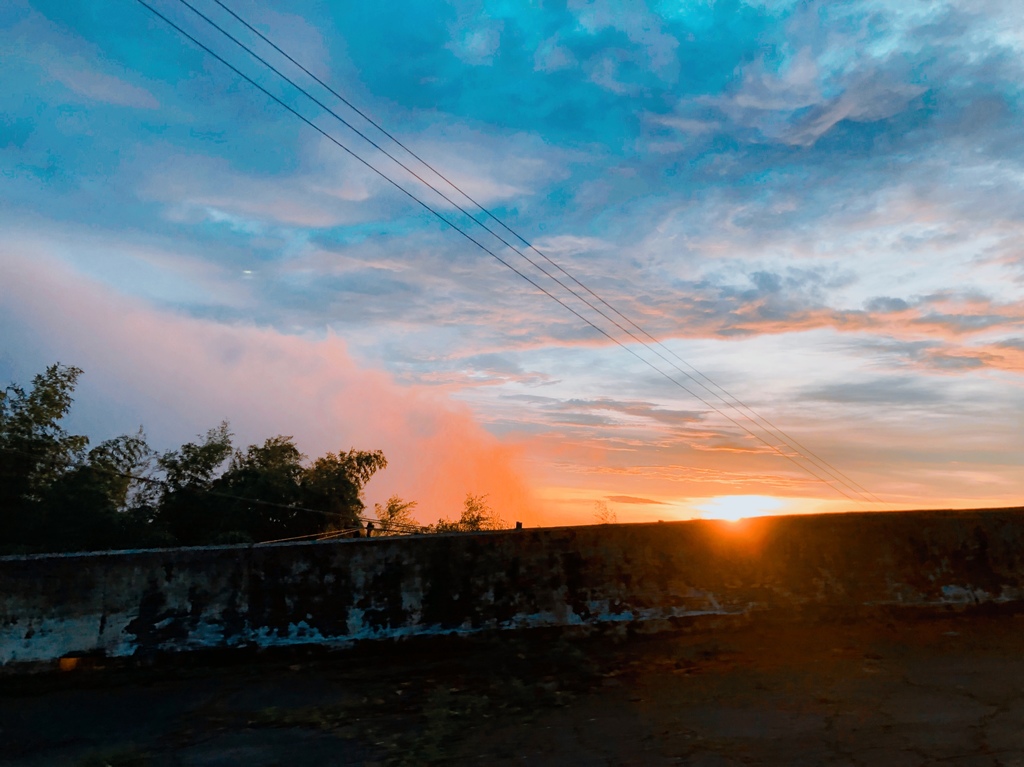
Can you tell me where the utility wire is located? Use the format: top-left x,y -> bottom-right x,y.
134,0 -> 863,502
170,0 -> 878,505
201,0 -> 882,506
253,528 -> 363,545
132,0 -> 864,503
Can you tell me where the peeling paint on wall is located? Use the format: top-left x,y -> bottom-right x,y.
2,510 -> 1023,667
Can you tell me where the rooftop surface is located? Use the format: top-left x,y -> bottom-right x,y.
2,611 -> 1023,766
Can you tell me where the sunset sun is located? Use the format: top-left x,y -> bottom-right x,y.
697,495 -> 785,523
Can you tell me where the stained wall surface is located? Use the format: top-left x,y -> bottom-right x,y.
2,509 -> 1023,667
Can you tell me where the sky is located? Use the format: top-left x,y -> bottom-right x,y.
2,0 -> 1023,527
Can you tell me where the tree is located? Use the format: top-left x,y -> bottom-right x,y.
0,364 -> 88,549
374,495 -> 420,535
302,449 -> 387,529
0,364 -> 87,499
0,363 -> 395,552
0,365 -> 166,552
159,422 -> 233,491
152,423 -> 234,546
155,436 -> 388,546
41,429 -> 159,552
432,493 -> 506,532
216,435 -> 308,543
84,430 -> 157,511
593,501 -> 617,524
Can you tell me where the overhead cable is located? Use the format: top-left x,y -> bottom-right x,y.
132,0 -> 870,503
200,0 -> 882,506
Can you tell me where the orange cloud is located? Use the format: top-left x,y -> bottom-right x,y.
0,252 -> 542,528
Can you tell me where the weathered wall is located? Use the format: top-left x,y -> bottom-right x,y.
2,509 -> 1023,667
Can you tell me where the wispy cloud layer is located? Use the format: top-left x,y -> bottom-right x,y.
2,0 -> 1023,521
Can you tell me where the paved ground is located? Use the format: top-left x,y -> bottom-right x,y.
2,613 -> 1023,766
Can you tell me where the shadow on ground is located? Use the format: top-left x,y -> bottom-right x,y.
2,614 -> 1023,766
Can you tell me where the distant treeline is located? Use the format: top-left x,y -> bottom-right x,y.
0,364 -> 505,555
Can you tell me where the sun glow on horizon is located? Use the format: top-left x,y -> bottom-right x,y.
697,495 -> 785,522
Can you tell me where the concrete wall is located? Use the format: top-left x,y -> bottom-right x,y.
2,509 -> 1023,667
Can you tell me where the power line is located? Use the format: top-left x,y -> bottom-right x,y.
132,0 -> 872,505
199,0 -> 883,506
253,528 -> 364,545
177,0 -> 880,505
133,0 -> 865,503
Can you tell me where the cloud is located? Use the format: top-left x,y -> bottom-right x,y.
2,223 -> 256,315
140,151 -> 380,230
531,234 -> 611,256
801,377 -> 946,406
0,250 -> 542,526
446,22 -> 503,66
702,45 -> 925,146
865,297 -> 910,313
134,118 -> 562,234
605,495 -> 666,505
534,33 -> 577,73
5,0 -> 1024,522
784,78 -> 925,146
44,59 -> 159,110
484,394 -> 706,442
4,10 -> 160,110
401,125 -> 572,209
568,0 -> 680,77
229,1 -> 334,80
912,341 -> 1024,373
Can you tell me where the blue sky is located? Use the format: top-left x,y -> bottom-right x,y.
2,0 -> 1023,524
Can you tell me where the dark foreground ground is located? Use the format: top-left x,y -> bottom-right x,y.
2,613 -> 1023,766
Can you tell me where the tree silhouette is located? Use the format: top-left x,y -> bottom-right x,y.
432,493 -> 506,532
0,364 -> 88,550
593,501 -> 617,524
0,364 -> 394,553
152,423 -> 234,546
374,495 -> 420,535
